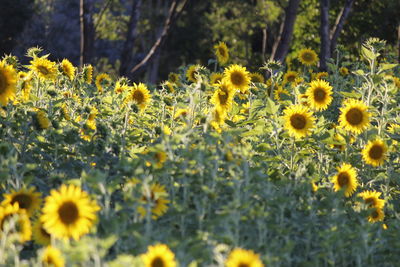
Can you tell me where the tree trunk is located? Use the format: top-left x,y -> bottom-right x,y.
319,0 -> 330,71
271,0 -> 301,62
397,24 -> 400,63
262,26 -> 268,61
119,0 -> 142,77
79,0 -> 95,67
330,0 -> 354,55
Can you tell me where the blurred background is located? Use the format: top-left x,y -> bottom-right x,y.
1,0 -> 399,83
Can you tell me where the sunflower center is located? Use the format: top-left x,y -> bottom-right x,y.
302,52 -> 314,62
218,47 -> 226,57
368,145 -> 383,159
58,201 -> 79,225
290,114 -> 306,130
287,74 -> 296,82
37,66 -> 50,75
371,209 -> 379,219
346,108 -> 363,125
365,197 -> 376,207
40,226 -> 51,238
313,88 -> 326,102
190,70 -> 198,81
11,194 -> 32,210
238,263 -> 250,267
218,90 -> 229,105
0,71 -> 6,93
133,90 -> 145,104
231,71 -> 244,86
151,257 -> 165,267
337,172 -> 349,187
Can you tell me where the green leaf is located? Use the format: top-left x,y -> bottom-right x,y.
379,63 -> 398,73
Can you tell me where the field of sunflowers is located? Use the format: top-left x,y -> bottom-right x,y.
0,38 -> 400,266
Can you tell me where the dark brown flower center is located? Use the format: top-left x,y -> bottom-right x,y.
0,71 -> 6,93
313,88 -> 326,102
239,263 -> 250,267
231,71 -> 244,86
337,172 -> 349,187
302,52 -> 314,62
218,47 -> 226,57
369,144 -> 383,160
290,114 -> 307,130
151,257 -> 164,267
11,194 -> 32,210
133,90 -> 145,104
37,66 -> 50,75
287,74 -> 296,82
218,88 -> 229,106
346,108 -> 363,125
58,201 -> 79,225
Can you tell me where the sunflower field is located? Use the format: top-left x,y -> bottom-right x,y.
0,38 -> 400,267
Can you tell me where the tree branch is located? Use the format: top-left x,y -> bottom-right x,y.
330,0 -> 354,55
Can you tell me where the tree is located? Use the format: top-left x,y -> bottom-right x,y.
80,0 -> 95,66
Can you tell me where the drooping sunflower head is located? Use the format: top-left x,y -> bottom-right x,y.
306,79 -> 333,111
210,72 -> 224,85
141,244 -> 177,267
274,87 -> 290,102
60,59 -> 75,80
314,72 -> 328,80
358,190 -> 385,209
29,57 -> 58,80
214,41 -> 229,65
36,110 -> 52,130
225,248 -> 264,267
83,64 -> 93,84
362,139 -> 388,167
138,183 -> 170,219
168,72 -> 180,84
41,184 -> 100,241
339,67 -> 349,76
114,79 -> 129,94
1,187 -> 42,216
0,60 -> 17,106
0,203 -> 32,243
283,71 -> 298,85
332,163 -> 358,197
40,246 -> 65,267
222,64 -> 251,93
32,219 -> 51,245
250,72 -> 264,84
162,81 -> 175,93
338,99 -> 370,134
368,207 -> 384,223
186,64 -> 202,83
95,73 -> 111,93
126,83 -> 151,111
298,48 -> 319,66
211,80 -> 235,111
283,104 -> 315,139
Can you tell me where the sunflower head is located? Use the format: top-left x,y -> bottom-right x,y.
83,64 -> 93,84
332,163 -> 358,197
314,72 -> 328,80
1,187 -> 42,216
250,72 -> 264,84
214,41 -> 229,65
298,48 -> 319,66
339,67 -> 349,76
0,60 -> 17,106
32,219 -> 51,245
36,110 -> 52,130
306,79 -> 333,111
222,64 -> 251,93
168,72 -> 180,84
114,79 -> 129,94
138,183 -> 170,219
358,190 -> 385,209
141,244 -> 177,267
283,104 -> 315,139
186,65 -> 203,83
210,72 -> 224,85
60,59 -> 75,80
362,139 -> 388,167
126,83 -> 151,111
211,80 -> 235,111
95,73 -> 111,93
274,87 -> 290,102
30,57 -> 58,80
283,71 -> 298,85
40,246 -> 65,267
0,203 -> 32,243
174,108 -> 189,120
225,248 -> 264,267
338,99 -> 370,134
368,207 -> 384,223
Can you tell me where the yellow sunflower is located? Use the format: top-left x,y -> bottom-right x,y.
95,73 -> 111,93
0,203 -> 32,243
332,163 -> 358,197
283,71 -> 298,85
211,80 -> 235,112
29,57 -> 57,80
298,48 -> 319,66
162,81 -> 175,93
114,80 -> 129,94
338,99 -> 370,134
174,108 -> 189,120
283,104 -> 315,139
125,83 -> 152,111
225,248 -> 264,267
214,41 -> 229,65
83,64 -> 93,84
250,72 -> 264,84
314,72 -> 328,80
339,67 -> 349,76
358,190 -> 385,209
138,183 -> 170,219
36,110 -> 52,129
223,64 -> 251,93
141,244 -> 177,267
362,139 -> 388,167
41,246 -> 65,267
306,79 -> 333,111
168,72 -> 180,84
368,207 -> 384,223
186,64 -> 202,83
60,59 -> 75,80
41,184 -> 100,241
1,187 -> 42,216
32,219 -> 51,245
274,87 -> 290,101
0,60 -> 17,106
210,72 -> 224,85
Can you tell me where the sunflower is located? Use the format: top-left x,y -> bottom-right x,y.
138,183 -> 170,219
211,80 -> 235,112
1,187 -> 42,216
0,60 -> 17,106
368,208 -> 384,223
61,104 -> 71,121
32,219 -> 51,245
60,59 -> 75,80
36,110 -> 52,129
95,73 -> 111,93
332,163 -> 358,197
83,64 -> 93,84
162,81 -> 175,93
223,64 -> 251,93
214,42 -> 229,65
358,190 -> 385,209
141,244 -> 177,267
225,248 -> 264,267
314,72 -> 328,80
283,71 -> 298,85
114,80 -> 129,94
339,67 -> 349,76
210,72 -> 224,85
125,83 -> 151,111
338,99 -> 370,134
174,108 -> 189,120
250,72 -> 264,84
306,79 -> 333,111
186,65 -> 202,83
274,87 -> 290,101
41,184 -> 100,240
283,104 -> 315,139
168,72 -> 179,84
41,246 -> 65,267
0,203 -> 32,243
298,48 -> 319,66
362,139 -> 387,167
29,57 -> 57,80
